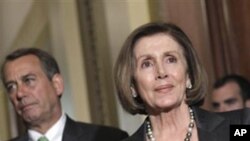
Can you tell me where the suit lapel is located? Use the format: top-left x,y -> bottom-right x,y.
10,134 -> 28,141
62,116 -> 89,141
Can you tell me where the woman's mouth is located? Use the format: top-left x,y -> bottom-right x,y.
154,84 -> 173,93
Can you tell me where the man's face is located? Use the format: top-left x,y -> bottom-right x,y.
211,81 -> 244,112
245,100 -> 250,108
3,55 -> 63,126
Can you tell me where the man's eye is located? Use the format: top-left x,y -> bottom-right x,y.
24,77 -> 35,85
225,98 -> 237,105
6,84 -> 17,94
212,102 -> 219,109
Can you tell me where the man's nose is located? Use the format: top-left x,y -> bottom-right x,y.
16,85 -> 27,99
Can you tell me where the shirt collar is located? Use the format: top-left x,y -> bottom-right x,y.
28,113 -> 67,141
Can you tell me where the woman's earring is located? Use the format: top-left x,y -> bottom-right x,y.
130,87 -> 138,98
186,80 -> 192,89
187,83 -> 192,89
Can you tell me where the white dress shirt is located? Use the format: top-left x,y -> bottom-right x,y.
28,113 -> 67,141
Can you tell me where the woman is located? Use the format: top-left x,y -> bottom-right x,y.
113,22 -> 244,141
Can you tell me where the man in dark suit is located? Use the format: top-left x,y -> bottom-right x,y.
1,48 -> 128,141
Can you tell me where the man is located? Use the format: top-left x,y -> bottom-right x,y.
211,74 -> 250,112
1,48 -> 128,141
245,97 -> 250,108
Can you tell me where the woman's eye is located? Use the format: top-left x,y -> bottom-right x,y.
141,61 -> 152,68
167,56 -> 177,63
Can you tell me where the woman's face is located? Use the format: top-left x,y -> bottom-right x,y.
133,33 -> 190,113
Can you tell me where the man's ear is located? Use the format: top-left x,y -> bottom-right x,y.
52,74 -> 64,97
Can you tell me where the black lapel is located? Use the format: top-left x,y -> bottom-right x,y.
62,116 -> 89,141
9,134 -> 28,141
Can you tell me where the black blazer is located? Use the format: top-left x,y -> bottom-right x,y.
122,107 -> 250,141
9,116 -> 128,141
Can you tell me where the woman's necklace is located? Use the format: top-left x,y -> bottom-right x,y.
146,107 -> 195,141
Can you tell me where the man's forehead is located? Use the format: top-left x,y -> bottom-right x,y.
3,56 -> 43,81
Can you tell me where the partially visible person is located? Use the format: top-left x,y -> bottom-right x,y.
246,96 -> 250,108
1,48 -> 128,141
113,22 -> 250,141
211,74 -> 250,112
245,85 -> 250,108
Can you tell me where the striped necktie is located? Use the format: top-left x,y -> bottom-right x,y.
38,136 -> 49,141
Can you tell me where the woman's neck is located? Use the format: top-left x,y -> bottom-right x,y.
147,104 -> 195,141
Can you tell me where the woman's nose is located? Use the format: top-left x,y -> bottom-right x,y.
156,64 -> 167,79
157,73 -> 167,79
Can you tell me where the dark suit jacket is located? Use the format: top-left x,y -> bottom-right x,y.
122,107 -> 250,141
9,116 -> 128,141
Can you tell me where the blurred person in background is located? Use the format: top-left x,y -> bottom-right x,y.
211,74 -> 250,112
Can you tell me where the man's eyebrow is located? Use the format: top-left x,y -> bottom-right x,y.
5,73 -> 35,85
21,73 -> 35,79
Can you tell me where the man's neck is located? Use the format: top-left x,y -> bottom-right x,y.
28,112 -> 63,134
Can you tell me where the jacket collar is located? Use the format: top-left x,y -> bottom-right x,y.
62,116 -> 88,141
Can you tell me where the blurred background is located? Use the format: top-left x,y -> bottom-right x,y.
1,0 -> 250,140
